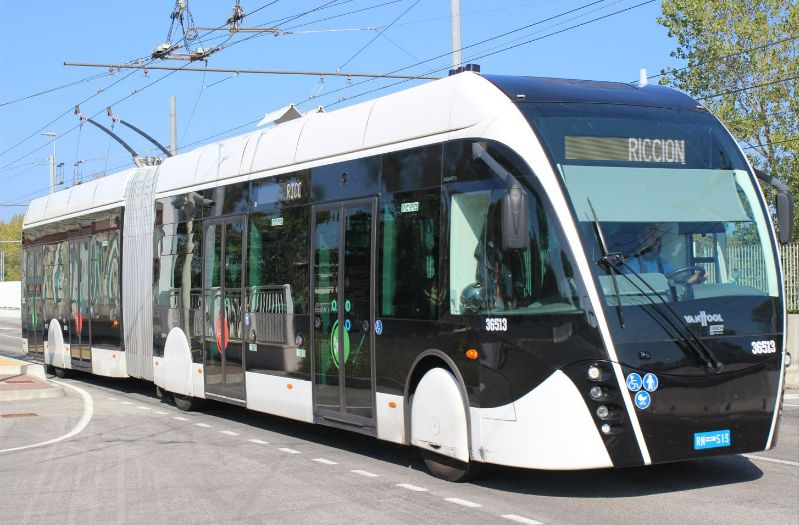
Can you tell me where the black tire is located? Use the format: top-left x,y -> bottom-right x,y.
53,367 -> 69,379
173,393 -> 203,412
420,448 -> 483,482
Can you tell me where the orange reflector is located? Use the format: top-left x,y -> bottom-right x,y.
112,354 -> 116,359
155,361 -> 159,366
465,349 -> 479,360
112,319 -> 119,328
287,384 -> 293,390
388,401 -> 397,408
197,368 -> 202,374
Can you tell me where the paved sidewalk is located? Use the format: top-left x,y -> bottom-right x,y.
0,355 -> 63,402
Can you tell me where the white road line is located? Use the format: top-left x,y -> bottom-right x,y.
219,430 -> 239,436
0,380 -> 93,454
194,423 -> 212,428
155,411 -> 168,415
742,454 -> 799,467
782,403 -> 799,407
248,439 -> 269,445
350,470 -> 379,478
120,401 -> 133,405
396,483 -> 427,492
502,514 -> 544,525
312,458 -> 338,465
107,397 -> 118,401
279,447 -> 302,454
173,416 -> 189,421
783,393 -> 799,399
136,406 -> 151,410
445,498 -> 481,508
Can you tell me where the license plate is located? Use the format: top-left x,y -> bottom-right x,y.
694,429 -> 731,450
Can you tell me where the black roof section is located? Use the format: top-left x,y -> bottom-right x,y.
483,75 -> 701,110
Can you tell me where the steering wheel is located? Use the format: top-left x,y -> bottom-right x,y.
666,265 -> 706,285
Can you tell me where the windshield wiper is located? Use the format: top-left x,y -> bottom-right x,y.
586,199 -> 625,328
615,261 -> 724,373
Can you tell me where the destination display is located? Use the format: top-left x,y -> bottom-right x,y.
565,136 -> 686,164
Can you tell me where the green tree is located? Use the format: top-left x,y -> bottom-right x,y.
0,214 -> 24,280
658,0 -> 798,241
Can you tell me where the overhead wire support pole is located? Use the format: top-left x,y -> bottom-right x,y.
451,0 -> 462,70
64,62 -> 442,81
107,107 -> 173,157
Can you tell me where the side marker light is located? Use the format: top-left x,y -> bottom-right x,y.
465,349 -> 478,360
587,365 -> 601,380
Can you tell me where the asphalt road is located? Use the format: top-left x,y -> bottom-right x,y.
1,311 -> 798,524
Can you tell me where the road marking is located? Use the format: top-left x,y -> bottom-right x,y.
173,416 -> 189,421
783,393 -> 799,399
154,411 -> 168,415
502,514 -> 543,525
351,470 -> 379,478
248,439 -> 269,445
136,406 -> 151,410
279,447 -> 302,454
396,483 -> 427,492
107,397 -> 118,401
742,454 -> 799,467
219,430 -> 239,436
120,401 -> 133,405
312,458 -> 338,465
445,498 -> 481,508
782,403 -> 799,407
0,380 -> 93,454
194,423 -> 212,428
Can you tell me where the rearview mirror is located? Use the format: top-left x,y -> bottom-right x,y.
501,187 -> 529,251
776,190 -> 794,245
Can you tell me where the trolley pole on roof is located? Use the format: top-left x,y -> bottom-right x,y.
170,96 -> 177,156
451,0 -> 462,70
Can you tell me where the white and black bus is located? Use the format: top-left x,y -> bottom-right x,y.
21,72 -> 793,480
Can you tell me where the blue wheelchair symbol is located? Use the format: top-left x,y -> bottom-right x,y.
626,373 -> 643,392
374,319 -> 383,336
643,373 -> 659,392
634,390 -> 651,410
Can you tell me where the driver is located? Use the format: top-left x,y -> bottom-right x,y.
626,226 -> 707,284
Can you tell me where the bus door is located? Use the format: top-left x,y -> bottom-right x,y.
312,199 -> 376,429
67,238 -> 91,368
203,217 -> 246,403
25,245 -> 45,357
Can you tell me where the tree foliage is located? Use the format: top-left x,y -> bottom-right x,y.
0,214 -> 23,281
658,0 -> 798,240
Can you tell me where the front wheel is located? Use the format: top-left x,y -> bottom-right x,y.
173,393 -> 204,412
420,449 -> 482,482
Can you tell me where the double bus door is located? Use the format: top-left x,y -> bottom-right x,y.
68,238 -> 91,369
312,199 -> 376,429
23,245 -> 45,358
203,217 -> 246,403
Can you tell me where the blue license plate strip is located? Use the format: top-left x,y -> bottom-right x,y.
694,429 -> 731,450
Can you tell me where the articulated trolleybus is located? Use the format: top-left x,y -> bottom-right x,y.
21,72 -> 793,481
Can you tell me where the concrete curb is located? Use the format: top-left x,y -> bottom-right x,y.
0,382 -> 65,402
0,355 -> 64,402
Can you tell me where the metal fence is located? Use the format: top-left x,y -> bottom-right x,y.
781,243 -> 799,312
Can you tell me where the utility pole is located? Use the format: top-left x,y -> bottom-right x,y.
451,0 -> 462,70
40,131 -> 57,193
170,96 -> 177,155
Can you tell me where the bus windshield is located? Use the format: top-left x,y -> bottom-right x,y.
521,103 -> 779,306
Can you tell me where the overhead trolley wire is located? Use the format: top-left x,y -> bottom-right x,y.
0,72 -> 114,108
698,74 -> 799,101
338,0 -> 421,70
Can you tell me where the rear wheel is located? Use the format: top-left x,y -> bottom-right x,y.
420,449 -> 482,482
173,393 -> 204,412
53,367 -> 69,379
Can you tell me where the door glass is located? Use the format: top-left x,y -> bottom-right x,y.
343,205 -> 373,419
204,224 -> 223,389
223,221 -> 245,400
69,242 -> 81,358
313,208 -> 341,413
79,240 -> 91,362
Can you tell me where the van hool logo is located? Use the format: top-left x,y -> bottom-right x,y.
683,311 -> 724,327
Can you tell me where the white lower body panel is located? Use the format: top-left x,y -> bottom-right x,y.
91,347 -> 128,378
245,372 -> 312,423
376,392 -> 405,444
476,370 -> 612,470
